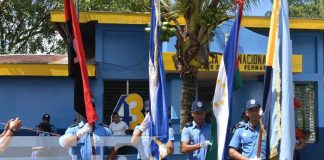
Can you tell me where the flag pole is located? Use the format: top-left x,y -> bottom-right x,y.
257,118 -> 266,158
75,0 -> 82,127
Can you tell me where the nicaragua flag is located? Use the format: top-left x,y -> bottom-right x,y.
148,0 -> 169,159
63,0 -> 98,123
262,0 -> 281,158
279,0 -> 296,158
212,3 -> 243,160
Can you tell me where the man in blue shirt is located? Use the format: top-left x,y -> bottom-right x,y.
181,100 -> 212,160
59,116 -> 112,160
229,99 -> 265,160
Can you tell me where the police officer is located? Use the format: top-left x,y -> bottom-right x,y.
59,115 -> 112,160
229,99 -> 265,160
181,100 -> 211,160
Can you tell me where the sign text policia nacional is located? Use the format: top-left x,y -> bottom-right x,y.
163,53 -> 303,73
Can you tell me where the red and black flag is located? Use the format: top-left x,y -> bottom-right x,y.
63,0 -> 98,123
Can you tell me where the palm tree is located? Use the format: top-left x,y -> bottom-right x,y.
159,0 -> 257,129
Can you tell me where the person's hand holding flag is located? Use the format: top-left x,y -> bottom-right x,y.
76,123 -> 93,138
200,140 -> 212,149
158,142 -> 168,158
250,157 -> 261,160
153,137 -> 169,158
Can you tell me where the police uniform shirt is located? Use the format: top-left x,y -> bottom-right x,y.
229,122 -> 266,159
181,121 -> 211,160
134,125 -> 175,160
62,121 -> 112,160
231,120 -> 248,134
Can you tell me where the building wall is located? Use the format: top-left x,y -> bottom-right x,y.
0,77 -> 74,132
291,31 -> 324,159
94,23 -> 150,125
95,24 -> 149,80
0,77 -> 102,134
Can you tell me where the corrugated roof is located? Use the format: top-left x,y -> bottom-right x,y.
0,54 -> 68,64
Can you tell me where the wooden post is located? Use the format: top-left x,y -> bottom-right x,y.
257,118 -> 265,158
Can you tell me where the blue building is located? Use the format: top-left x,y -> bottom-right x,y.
0,11 -> 323,159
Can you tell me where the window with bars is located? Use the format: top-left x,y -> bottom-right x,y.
295,83 -> 317,143
103,80 -> 149,125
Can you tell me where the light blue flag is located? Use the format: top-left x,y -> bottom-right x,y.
269,35 -> 281,158
262,0 -> 281,158
148,0 -> 169,159
279,0 -> 296,159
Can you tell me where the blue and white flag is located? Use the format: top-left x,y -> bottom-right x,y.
212,5 -> 243,160
149,0 -> 169,159
279,0 -> 296,158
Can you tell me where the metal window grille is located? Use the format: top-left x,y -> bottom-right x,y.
295,83 -> 317,143
103,80 -> 149,124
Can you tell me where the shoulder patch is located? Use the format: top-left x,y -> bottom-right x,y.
235,122 -> 247,129
185,122 -> 193,128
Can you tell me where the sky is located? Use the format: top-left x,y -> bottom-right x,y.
245,0 -> 273,16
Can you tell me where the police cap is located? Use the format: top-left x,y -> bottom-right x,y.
245,99 -> 261,110
42,114 -> 50,120
191,100 -> 207,112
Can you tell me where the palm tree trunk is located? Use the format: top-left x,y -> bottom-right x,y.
180,76 -> 196,129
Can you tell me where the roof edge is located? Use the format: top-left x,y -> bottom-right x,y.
51,10 -> 324,30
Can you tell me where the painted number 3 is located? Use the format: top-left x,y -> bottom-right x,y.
113,93 -> 145,129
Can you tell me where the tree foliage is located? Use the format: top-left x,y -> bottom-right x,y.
266,0 -> 324,18
79,0 -> 150,12
54,0 -> 151,12
289,0 -> 324,18
0,0 -> 66,54
0,0 -> 153,55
